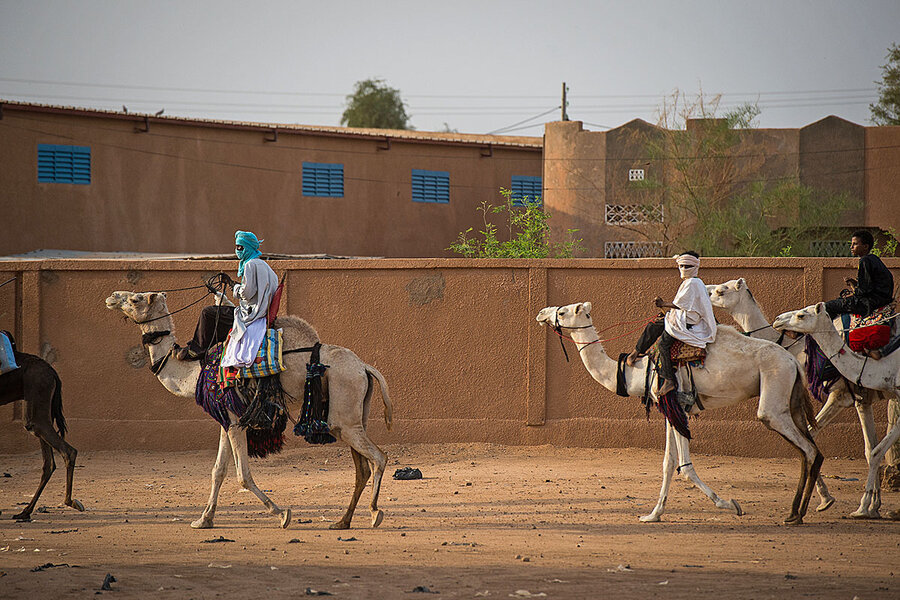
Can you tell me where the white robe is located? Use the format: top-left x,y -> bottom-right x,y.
664,277 -> 716,348
221,258 -> 279,368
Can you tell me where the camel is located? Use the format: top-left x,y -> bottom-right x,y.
707,278 -> 867,511
0,338 -> 84,520
773,302 -> 900,518
537,302 -> 823,525
105,290 -> 392,530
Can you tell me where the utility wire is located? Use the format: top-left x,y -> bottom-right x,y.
486,106 -> 560,135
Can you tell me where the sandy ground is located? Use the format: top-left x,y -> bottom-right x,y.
0,442 -> 898,600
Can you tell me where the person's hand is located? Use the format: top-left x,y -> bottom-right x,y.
221,273 -> 237,288
844,277 -> 858,288
654,296 -> 665,308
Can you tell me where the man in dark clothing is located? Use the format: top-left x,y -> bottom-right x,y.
176,304 -> 235,361
824,230 -> 894,319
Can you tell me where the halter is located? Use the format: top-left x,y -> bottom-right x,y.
550,308 -> 597,362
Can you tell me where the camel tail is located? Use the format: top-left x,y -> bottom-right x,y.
51,371 -> 67,439
791,364 -> 818,435
365,364 -> 393,432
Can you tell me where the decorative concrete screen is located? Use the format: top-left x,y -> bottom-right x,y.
604,241 -> 664,258
605,204 -> 664,225
810,240 -> 850,257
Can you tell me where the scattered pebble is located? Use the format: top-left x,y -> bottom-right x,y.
410,585 -> 438,593
393,467 -> 423,480
201,536 -> 234,544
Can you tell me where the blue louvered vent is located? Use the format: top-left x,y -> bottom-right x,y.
511,175 -> 542,207
411,169 -> 450,204
37,144 -> 91,184
302,162 -> 344,197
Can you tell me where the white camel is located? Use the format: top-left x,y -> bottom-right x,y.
707,278 -> 864,511
537,302 -> 823,525
105,290 -> 393,530
773,302 -> 900,518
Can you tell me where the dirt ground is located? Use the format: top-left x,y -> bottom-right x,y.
0,443 -> 898,600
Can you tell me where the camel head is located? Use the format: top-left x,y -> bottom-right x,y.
105,291 -> 169,324
772,302 -> 829,334
536,302 -> 594,329
707,278 -> 750,310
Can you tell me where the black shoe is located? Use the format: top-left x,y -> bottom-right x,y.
173,344 -> 201,361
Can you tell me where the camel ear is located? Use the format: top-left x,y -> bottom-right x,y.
737,277 -> 746,289
574,303 -> 583,314
814,302 -> 824,314
583,301 -> 592,315
148,292 -> 164,304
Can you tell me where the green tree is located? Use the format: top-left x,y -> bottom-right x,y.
340,78 -> 412,129
870,43 -> 900,126
449,189 -> 583,258
624,90 -> 858,256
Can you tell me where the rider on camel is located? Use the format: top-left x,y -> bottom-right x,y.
824,230 -> 894,320
175,230 -> 278,364
626,251 -> 717,397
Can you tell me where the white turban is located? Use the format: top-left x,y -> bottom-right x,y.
674,253 -> 700,279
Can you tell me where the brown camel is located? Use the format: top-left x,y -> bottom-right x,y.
0,334 -> 84,520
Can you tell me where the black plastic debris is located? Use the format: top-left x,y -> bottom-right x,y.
393,467 -> 423,480
410,585 -> 439,593
305,588 -> 333,596
31,563 -> 71,572
2,472 -> 11,477
49,529 -> 78,534
100,573 -> 116,591
288,538 -> 303,544
337,536 -> 358,542
201,536 -> 235,544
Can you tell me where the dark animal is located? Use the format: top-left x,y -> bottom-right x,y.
0,335 -> 83,520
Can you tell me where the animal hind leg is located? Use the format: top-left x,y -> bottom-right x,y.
340,427 -> 387,528
640,421 -> 678,522
852,412 -> 900,519
329,447 -> 371,530
13,439 -> 55,520
227,426 -> 291,529
673,431 -> 743,516
809,389 -> 853,511
34,420 -> 83,512
192,427 -> 231,529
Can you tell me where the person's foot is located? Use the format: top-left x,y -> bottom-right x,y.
867,349 -> 883,360
173,344 -> 200,361
625,351 -> 641,367
656,379 -> 676,397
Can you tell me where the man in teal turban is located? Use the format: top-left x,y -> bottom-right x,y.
175,230 -> 278,363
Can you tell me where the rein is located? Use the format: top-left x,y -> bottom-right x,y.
550,310 -> 656,362
0,277 -> 16,290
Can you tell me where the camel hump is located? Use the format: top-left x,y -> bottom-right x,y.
272,315 -> 320,342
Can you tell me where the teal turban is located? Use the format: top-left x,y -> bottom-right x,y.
235,230 -> 263,277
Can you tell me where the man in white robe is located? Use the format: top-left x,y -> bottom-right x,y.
221,231 -> 279,368
626,252 -> 716,396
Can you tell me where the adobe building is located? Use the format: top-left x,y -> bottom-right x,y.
544,117 -> 900,258
0,101 -> 542,257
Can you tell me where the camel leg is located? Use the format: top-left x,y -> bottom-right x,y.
32,420 -> 83,513
640,421 -> 678,522
809,389 -> 854,511
12,439 -> 55,520
334,427 -> 387,529
759,397 -> 823,526
227,426 -> 291,529
672,430 -> 743,516
329,447 -> 371,530
191,427 -> 232,529
851,399 -> 898,519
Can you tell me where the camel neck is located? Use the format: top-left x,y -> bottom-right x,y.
732,295 -> 779,344
138,314 -> 199,398
568,327 -> 620,393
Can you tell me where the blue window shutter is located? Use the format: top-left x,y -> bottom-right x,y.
511,175 -> 541,207
37,144 -> 91,184
411,169 -> 450,204
302,162 -> 344,197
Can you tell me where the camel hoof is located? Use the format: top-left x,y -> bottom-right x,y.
191,518 -> 214,529
816,497 -> 835,512
67,499 -> 85,512
732,499 -> 743,516
371,510 -> 384,528
11,512 -> 32,521
280,509 -> 292,529
783,516 -> 803,526
329,521 -> 351,530
639,514 -> 661,523
849,510 -> 880,519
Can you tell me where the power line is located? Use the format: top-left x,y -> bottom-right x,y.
486,107 -> 561,135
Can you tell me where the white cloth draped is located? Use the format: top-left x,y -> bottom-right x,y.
221,257 -> 279,368
664,277 -> 717,348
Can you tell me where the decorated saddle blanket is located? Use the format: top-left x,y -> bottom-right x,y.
848,302 -> 896,353
195,342 -> 287,458
854,301 -> 897,328
218,328 -> 286,388
650,338 -> 706,365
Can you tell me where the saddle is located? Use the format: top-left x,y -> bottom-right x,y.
850,301 -> 897,354
651,338 -> 707,365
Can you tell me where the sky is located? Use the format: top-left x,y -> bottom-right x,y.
1,0 -> 898,135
